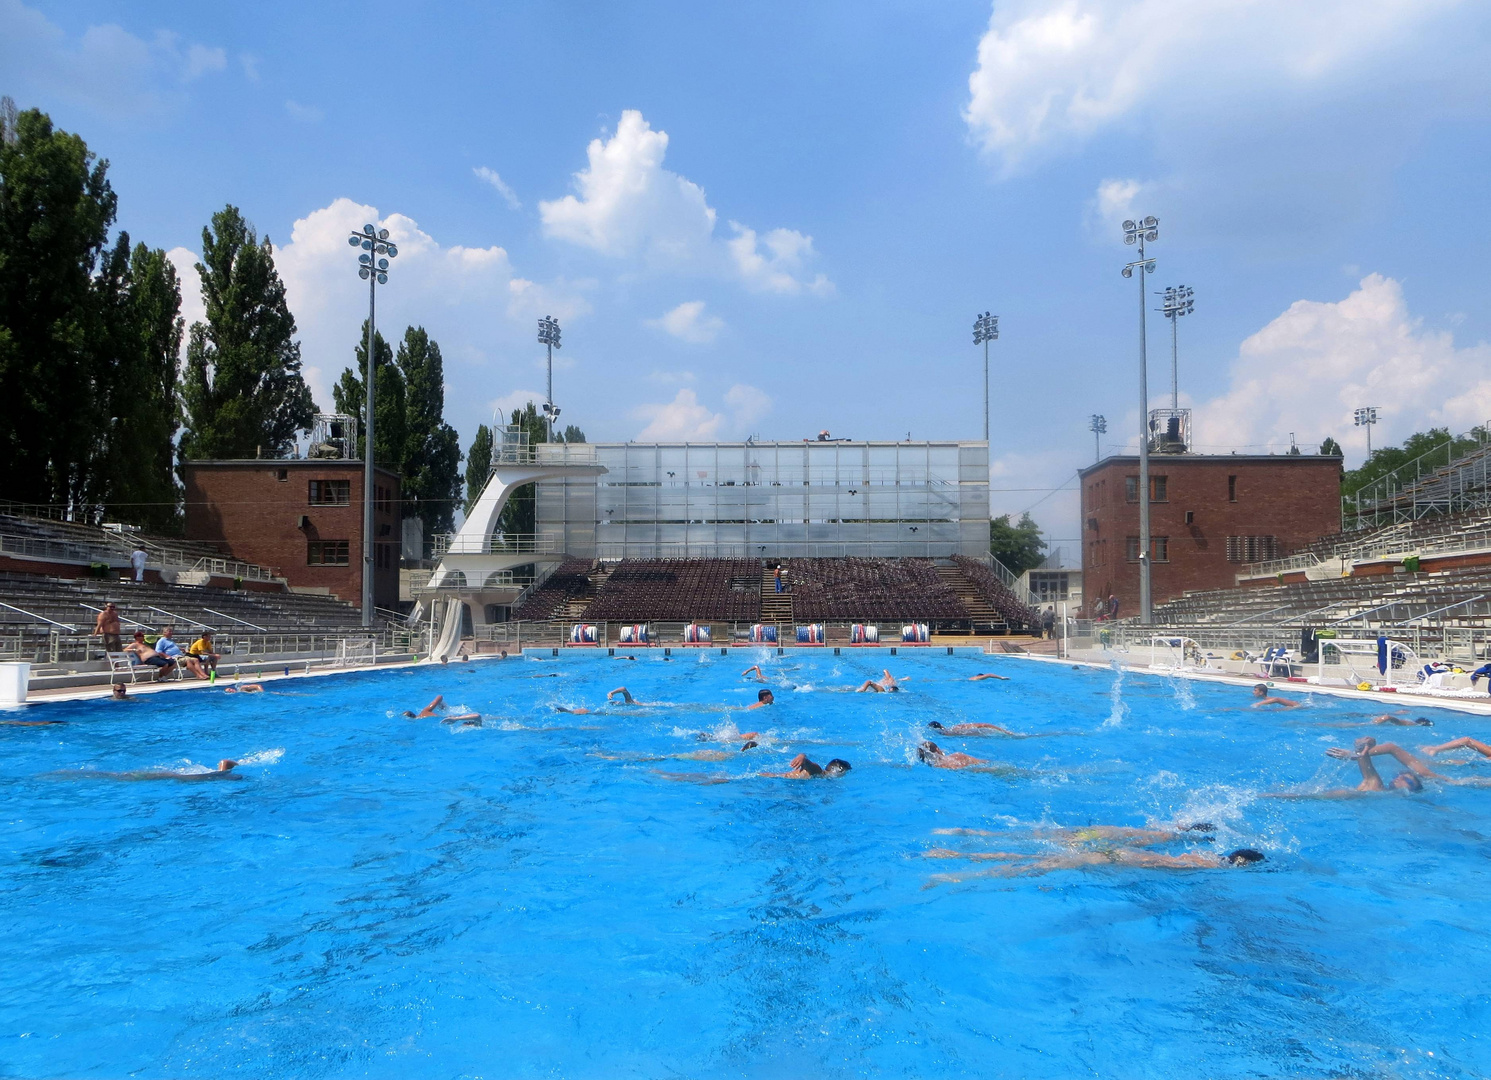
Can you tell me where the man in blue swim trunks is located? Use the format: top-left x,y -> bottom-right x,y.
123,631 -> 175,681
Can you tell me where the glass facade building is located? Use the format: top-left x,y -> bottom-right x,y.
534,440 -> 990,559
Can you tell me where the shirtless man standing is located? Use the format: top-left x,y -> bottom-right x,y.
93,602 -> 122,653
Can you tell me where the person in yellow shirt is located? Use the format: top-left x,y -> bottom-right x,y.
188,631 -> 220,674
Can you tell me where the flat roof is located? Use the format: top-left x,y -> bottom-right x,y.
183,459 -> 401,479
1079,454 -> 1342,478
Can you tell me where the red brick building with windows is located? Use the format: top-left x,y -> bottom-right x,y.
183,460 -> 402,608
1078,454 -> 1341,617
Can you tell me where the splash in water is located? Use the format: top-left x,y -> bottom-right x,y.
235,748 -> 284,767
1104,662 -> 1130,728
1169,674 -> 1197,712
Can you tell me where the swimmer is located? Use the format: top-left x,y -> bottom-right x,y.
112,683 -> 127,700
969,673 -> 1010,681
440,712 -> 482,725
223,683 -> 263,694
1370,713 -> 1435,726
607,687 -> 637,705
1422,736 -> 1491,758
554,705 -> 592,714
926,846 -> 1264,881
1251,683 -> 1303,709
742,665 -> 766,682
614,655 -> 636,661
927,720 -> 1022,737
916,741 -> 988,770
403,695 -> 446,718
1,716 -> 66,726
694,730 -> 760,744
1267,737 -> 1428,796
760,753 -> 851,779
72,759 -> 241,782
932,823 -> 1216,848
746,688 -> 774,710
856,669 -> 902,693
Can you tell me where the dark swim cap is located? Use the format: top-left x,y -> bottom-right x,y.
1224,848 -> 1265,865
740,740 -> 759,751
825,759 -> 851,775
1394,772 -> 1424,792
928,721 -> 945,730
1413,718 -> 1434,726
1183,823 -> 1216,832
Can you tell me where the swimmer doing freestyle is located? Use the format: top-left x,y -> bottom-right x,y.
760,753 -> 851,779
856,669 -> 903,693
927,720 -> 1023,737
402,695 -> 480,724
1251,683 -> 1303,709
1265,737 -> 1436,797
924,845 -> 1264,881
916,741 -> 989,770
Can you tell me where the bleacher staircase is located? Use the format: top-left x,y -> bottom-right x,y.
936,562 -> 1004,632
760,567 -> 793,626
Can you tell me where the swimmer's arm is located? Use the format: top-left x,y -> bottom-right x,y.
1364,742 -> 1442,778
1422,736 -> 1491,758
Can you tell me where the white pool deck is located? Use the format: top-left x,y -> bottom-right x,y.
13,642 -> 1491,718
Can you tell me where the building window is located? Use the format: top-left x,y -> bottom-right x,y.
1029,571 -> 1070,601
307,540 -> 350,565
309,480 -> 350,506
1127,536 -> 1169,562
1151,476 -> 1167,502
276,469 -> 289,482
1226,535 -> 1279,563
1125,476 -> 1138,503
1228,474 -> 1237,502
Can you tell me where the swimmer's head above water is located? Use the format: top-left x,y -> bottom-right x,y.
758,689 -> 774,704
1390,771 -> 1424,792
1222,848 -> 1265,866
823,758 -> 851,776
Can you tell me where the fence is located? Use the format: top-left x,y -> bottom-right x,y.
469,617 -> 1013,651
1102,620 -> 1491,666
1,627 -> 416,668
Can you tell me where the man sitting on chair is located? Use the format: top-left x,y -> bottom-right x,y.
123,631 -> 176,681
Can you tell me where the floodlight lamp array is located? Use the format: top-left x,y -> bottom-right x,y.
348,223 -> 398,283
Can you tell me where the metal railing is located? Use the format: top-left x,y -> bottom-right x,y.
1345,419 -> 1491,527
6,626 -> 417,668
432,533 -> 558,557
468,617 -> 1013,651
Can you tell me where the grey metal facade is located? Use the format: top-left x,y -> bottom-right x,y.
534,440 -> 990,559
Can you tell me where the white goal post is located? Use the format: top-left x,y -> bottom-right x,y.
337,636 -> 378,667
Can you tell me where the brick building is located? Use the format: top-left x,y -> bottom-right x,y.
184,460 -> 402,608
1079,454 -> 1341,616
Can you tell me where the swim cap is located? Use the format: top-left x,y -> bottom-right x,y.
825,759 -> 851,776
1224,848 -> 1265,865
928,721 -> 945,730
1394,772 -> 1423,792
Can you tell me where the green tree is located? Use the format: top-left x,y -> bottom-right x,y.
1341,426 -> 1485,499
1319,436 -> 1343,457
332,322 -> 405,466
989,512 -> 1047,575
498,401 -> 548,536
179,205 -> 315,462
396,326 -> 462,536
89,239 -> 184,531
560,423 -> 586,443
465,423 -> 492,513
0,104 -> 117,509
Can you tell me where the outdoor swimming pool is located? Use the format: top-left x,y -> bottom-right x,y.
3,651 -> 1489,1078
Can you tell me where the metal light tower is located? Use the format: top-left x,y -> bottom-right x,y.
972,311 -> 998,442
1089,414 -> 1107,463
346,223 -> 398,627
1355,406 -> 1380,456
538,315 -> 561,441
1122,215 -> 1159,624
1160,285 -> 1193,411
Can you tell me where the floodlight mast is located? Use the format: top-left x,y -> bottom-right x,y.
1089,413 -> 1107,464
346,224 -> 399,627
1354,406 -> 1380,456
1122,215 -> 1159,624
538,315 -> 562,441
972,312 -> 999,443
1160,285 -> 1194,411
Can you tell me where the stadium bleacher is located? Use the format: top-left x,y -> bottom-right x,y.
951,555 -> 1041,630
511,558 -> 598,621
787,558 -> 969,622
582,559 -> 760,622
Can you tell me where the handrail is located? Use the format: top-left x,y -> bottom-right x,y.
0,600 -> 77,631
1402,595 -> 1488,627
201,607 -> 268,632
145,605 -> 215,631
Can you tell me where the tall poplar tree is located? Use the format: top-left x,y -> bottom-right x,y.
0,105 -> 117,508
396,327 -> 462,536
465,424 -> 492,513
332,323 -> 405,466
179,205 -> 315,461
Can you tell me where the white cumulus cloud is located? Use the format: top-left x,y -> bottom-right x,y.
633,384 -> 773,441
539,109 -> 831,295
1194,274 -> 1491,464
964,0 -> 1464,171
647,301 -> 724,344
474,166 -> 521,210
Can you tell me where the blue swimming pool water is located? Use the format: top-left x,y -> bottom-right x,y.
3,651 -> 1490,1078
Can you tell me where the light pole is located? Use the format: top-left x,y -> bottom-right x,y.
1122,215 -> 1158,624
346,223 -> 398,627
1160,285 -> 1193,411
972,311 -> 998,442
1355,406 -> 1380,456
538,315 -> 561,442
1089,414 -> 1107,463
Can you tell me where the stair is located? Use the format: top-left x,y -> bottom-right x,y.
562,562 -> 609,621
935,562 -> 1006,633
760,565 -> 793,626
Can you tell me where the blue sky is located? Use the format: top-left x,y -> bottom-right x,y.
6,0 -> 1491,547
